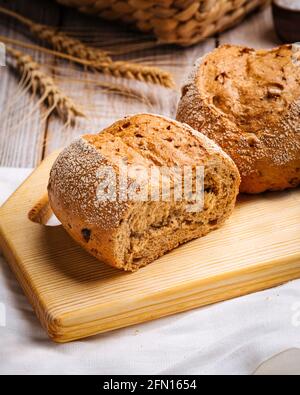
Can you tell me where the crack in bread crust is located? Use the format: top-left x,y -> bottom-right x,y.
177,44 -> 300,194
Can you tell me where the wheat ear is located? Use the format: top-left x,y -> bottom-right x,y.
6,46 -> 85,124
95,61 -> 175,88
30,24 -> 112,63
0,5 -> 111,63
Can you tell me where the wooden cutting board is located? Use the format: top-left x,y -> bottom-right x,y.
1,151 -> 300,343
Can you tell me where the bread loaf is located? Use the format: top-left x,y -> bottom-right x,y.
177,44 -> 300,194
48,114 -> 240,271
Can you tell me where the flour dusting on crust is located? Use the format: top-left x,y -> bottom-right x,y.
177,44 -> 300,193
49,138 -> 128,230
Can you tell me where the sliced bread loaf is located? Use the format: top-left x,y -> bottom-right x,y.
48,114 -> 240,271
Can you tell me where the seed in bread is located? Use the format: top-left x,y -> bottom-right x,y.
48,114 -> 240,272
176,44 -> 300,194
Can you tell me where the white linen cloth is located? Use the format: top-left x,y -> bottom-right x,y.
0,167 -> 300,375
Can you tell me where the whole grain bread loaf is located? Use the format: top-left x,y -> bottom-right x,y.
177,44 -> 300,194
48,114 -> 240,271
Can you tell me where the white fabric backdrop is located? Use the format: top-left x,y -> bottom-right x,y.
0,168 -> 300,375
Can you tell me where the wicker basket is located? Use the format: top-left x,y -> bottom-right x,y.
56,0 -> 269,46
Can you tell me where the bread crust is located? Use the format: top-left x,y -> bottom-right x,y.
177,44 -> 300,194
48,114 -> 240,271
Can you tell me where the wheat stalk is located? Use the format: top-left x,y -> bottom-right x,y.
0,6 -> 175,88
6,46 -> 85,124
0,35 -> 176,89
95,61 -> 175,88
63,32 -> 160,56
0,5 -> 111,63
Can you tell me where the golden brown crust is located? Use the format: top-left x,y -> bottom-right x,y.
177,44 -> 300,194
48,114 -> 240,271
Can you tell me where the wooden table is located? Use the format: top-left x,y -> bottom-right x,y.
0,0 -> 280,168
